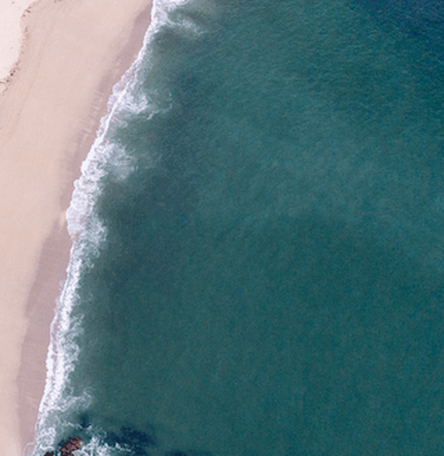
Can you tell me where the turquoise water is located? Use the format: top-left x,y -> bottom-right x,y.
34,1 -> 444,455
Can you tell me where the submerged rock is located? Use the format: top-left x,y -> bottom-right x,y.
57,437 -> 82,455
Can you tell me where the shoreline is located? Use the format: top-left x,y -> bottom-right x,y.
0,1 -> 152,454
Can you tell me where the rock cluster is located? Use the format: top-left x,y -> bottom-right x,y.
43,437 -> 82,456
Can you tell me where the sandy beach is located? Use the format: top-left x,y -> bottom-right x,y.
0,0 -> 152,454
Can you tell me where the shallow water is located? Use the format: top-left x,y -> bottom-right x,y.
34,1 -> 444,455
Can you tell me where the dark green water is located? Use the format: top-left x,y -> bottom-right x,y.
35,1 -> 444,455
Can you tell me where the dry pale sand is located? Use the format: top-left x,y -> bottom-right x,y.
0,0 -> 152,454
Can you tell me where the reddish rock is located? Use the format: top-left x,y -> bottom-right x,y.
58,437 -> 82,455
43,436 -> 82,456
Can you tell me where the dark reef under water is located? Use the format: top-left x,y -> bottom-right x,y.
48,418 -> 214,456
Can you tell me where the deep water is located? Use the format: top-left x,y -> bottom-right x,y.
34,0 -> 444,455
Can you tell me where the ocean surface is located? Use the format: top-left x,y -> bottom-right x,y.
33,0 -> 444,455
